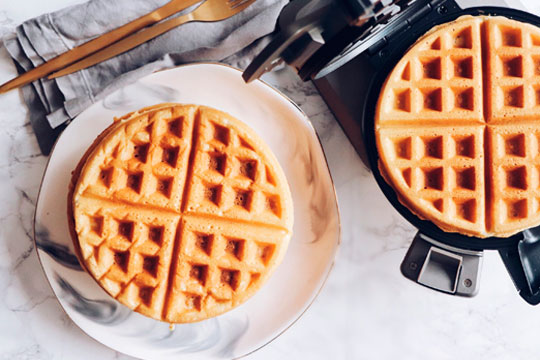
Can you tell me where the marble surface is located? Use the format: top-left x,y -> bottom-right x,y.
2,1 -> 540,359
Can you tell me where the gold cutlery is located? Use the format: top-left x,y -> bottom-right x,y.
49,0 -> 256,80
0,0 -> 201,94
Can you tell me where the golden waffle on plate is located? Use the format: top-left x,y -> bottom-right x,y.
70,103 -> 293,323
376,16 -> 540,238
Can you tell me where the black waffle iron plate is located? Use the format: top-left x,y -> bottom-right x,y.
245,0 -> 540,304
357,0 -> 540,304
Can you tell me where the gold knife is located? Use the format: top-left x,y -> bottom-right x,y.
48,0 -> 255,80
0,0 -> 202,94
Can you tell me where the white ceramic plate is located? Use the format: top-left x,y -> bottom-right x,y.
34,63 -> 340,359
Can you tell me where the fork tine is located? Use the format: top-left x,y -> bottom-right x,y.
228,0 -> 254,10
226,0 -> 245,6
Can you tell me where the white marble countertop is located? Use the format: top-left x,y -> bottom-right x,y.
3,1 -> 540,359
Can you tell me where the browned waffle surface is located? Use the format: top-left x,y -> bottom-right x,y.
164,216 -> 288,323
377,126 -> 486,236
377,17 -> 484,125
183,106 -> 292,228
486,18 -> 540,123
488,124 -> 540,237
376,16 -> 540,238
72,104 -> 293,323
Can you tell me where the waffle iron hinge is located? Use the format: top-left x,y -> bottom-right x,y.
297,0 -> 459,80
364,0 -> 462,67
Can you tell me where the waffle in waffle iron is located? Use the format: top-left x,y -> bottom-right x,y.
376,16 -> 540,238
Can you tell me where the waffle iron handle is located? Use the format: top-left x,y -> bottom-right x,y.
401,232 -> 483,297
499,228 -> 540,305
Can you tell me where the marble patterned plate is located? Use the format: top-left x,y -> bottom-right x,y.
33,63 -> 340,359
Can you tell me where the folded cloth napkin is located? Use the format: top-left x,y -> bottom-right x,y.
3,0 -> 287,154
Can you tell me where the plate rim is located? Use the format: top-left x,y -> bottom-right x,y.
32,61 -> 342,359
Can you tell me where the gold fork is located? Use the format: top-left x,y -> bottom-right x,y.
0,0 -> 202,94
49,0 -> 256,79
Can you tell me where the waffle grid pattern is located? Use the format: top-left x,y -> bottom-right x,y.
376,16 -> 540,237
185,114 -> 284,226
490,126 -> 540,234
165,218 -> 280,321
487,19 -> 540,122
73,105 -> 291,322
379,126 -> 485,231
83,106 -> 195,212
378,17 -> 483,123
74,196 -> 179,320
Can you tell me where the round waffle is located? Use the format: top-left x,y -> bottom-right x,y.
69,103 -> 293,323
376,16 -> 540,238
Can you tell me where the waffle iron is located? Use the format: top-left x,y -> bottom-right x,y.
244,0 -> 540,304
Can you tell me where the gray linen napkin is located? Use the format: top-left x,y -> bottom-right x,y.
3,0 -> 287,154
